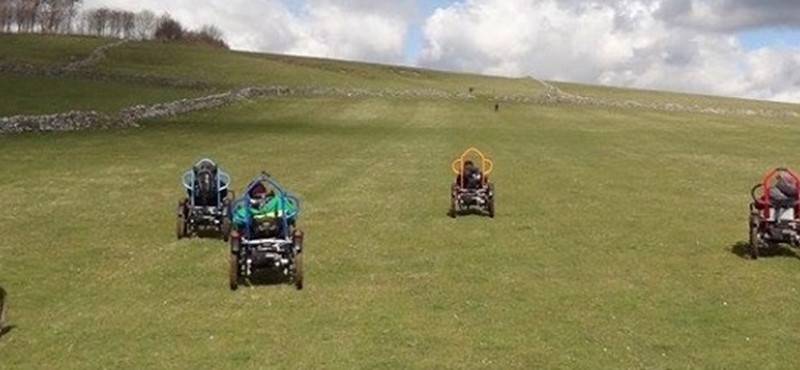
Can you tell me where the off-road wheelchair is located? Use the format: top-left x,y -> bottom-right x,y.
228,172 -> 304,291
176,158 -> 234,240
748,167 -> 800,259
449,147 -> 495,218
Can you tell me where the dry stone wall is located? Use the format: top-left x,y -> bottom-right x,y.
3,83 -> 800,134
0,111 -> 115,134
1,40 -> 799,134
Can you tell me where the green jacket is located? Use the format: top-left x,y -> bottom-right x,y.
232,195 -> 297,228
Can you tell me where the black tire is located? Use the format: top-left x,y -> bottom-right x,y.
488,197 -> 495,218
294,252 -> 304,290
449,193 -> 458,218
749,217 -> 761,260
0,286 -> 6,332
229,239 -> 240,291
176,200 -> 187,240
221,197 -> 234,241
229,253 -> 239,291
221,218 -> 231,242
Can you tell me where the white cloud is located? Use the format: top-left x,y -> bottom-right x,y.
282,2 -> 409,63
81,0 -> 412,63
654,0 -> 800,32
419,0 -> 800,103
80,0 -> 800,103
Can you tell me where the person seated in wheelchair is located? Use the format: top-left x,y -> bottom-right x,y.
454,160 -> 486,191
767,172 -> 799,208
190,159 -> 228,205
232,182 -> 296,238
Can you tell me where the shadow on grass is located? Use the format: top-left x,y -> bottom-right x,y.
0,325 -> 15,340
242,270 -> 294,289
730,241 -> 800,260
449,208 -> 493,218
190,228 -> 227,240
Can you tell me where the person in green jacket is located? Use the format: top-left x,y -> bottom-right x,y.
232,181 -> 297,236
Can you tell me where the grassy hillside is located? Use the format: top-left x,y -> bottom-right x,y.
1,34 -> 800,369
0,74 -> 212,115
553,80 -> 800,113
95,41 -> 546,95
0,34 -> 108,65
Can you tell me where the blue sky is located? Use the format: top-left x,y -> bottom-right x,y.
739,27 -> 800,50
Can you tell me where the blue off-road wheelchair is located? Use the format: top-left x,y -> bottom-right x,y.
176,158 -> 234,241
228,172 -> 304,291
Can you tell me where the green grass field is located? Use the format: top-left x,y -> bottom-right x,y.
0,34 -> 108,65
0,74 -> 211,115
1,35 -> 800,369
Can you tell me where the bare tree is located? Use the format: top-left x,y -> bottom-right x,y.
194,24 -> 228,49
16,0 -> 42,32
74,8 -> 89,34
133,9 -> 154,40
40,0 -> 67,33
0,0 -> 11,32
121,10 -> 133,38
154,13 -> 182,41
86,7 -> 109,36
199,24 -> 222,40
60,0 -> 81,33
108,8 -> 122,37
1,2 -> 228,49
12,0 -> 23,31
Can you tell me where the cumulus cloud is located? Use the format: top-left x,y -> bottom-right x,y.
655,0 -> 800,32
80,0 -> 800,102
419,0 -> 800,103
82,0 -> 413,63
282,1 -> 412,63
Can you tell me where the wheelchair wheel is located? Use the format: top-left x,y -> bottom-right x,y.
176,200 -> 187,239
449,193 -> 457,218
221,218 -> 231,242
748,216 -> 761,260
220,197 -> 233,241
229,240 -> 240,291
0,286 -> 6,332
293,252 -> 304,290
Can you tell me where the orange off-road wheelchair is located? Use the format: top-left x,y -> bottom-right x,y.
449,148 -> 495,218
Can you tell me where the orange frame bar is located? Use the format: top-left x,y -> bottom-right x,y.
451,147 -> 493,188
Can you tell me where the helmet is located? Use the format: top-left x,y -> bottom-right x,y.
464,160 -> 475,171
464,160 -> 480,174
249,182 -> 269,204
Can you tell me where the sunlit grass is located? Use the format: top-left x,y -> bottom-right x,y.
1,34 -> 800,369
1,97 -> 800,368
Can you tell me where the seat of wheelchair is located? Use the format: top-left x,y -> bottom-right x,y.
456,185 -> 487,194
182,170 -> 230,192
453,177 -> 489,192
246,215 -> 296,241
181,169 -> 231,208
